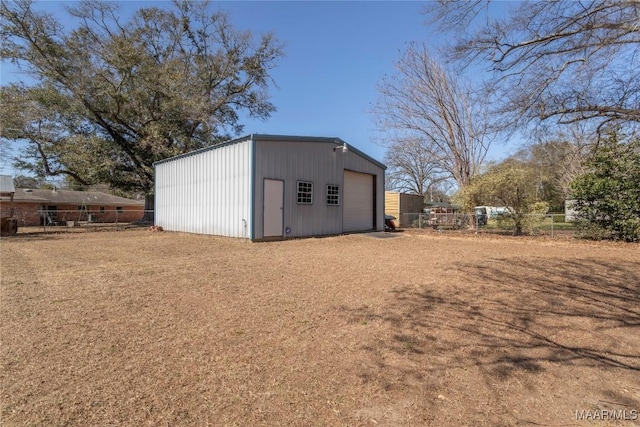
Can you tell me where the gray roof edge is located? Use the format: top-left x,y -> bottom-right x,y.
9,188 -> 145,205
154,134 -> 386,170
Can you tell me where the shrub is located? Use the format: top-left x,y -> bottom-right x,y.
571,134 -> 640,242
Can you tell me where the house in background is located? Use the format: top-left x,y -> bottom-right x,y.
384,191 -> 425,228
155,134 -> 386,240
0,187 -> 145,226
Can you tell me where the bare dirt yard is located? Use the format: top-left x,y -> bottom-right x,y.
1,229 -> 639,426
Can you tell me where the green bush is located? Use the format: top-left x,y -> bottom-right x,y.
494,202 -> 549,235
571,134 -> 640,242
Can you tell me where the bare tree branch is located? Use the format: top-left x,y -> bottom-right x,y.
374,43 -> 494,190
425,0 -> 640,131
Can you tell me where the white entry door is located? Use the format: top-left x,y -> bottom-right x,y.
263,179 -> 284,238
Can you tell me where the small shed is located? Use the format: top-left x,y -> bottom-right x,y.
0,175 -> 17,236
154,134 -> 386,240
0,175 -> 15,198
384,191 -> 425,228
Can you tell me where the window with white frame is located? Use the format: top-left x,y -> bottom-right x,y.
326,185 -> 340,205
297,181 -> 313,204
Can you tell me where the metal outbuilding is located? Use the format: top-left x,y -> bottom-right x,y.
0,175 -> 15,194
154,134 -> 386,240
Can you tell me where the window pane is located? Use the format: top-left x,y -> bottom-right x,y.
326,185 -> 339,205
297,181 -> 313,204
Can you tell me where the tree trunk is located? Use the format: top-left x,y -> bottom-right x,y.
514,220 -> 523,236
143,194 -> 154,223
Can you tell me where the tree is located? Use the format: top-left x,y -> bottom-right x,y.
425,0 -> 640,131
374,42 -> 493,191
511,126 -> 590,212
525,141 -> 586,212
12,174 -> 42,188
571,133 -> 640,242
1,0 -> 283,211
456,160 -> 545,235
383,135 -> 448,196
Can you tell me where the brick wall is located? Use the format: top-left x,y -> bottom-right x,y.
0,201 -> 144,226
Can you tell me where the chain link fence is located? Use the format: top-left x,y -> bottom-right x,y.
6,208 -> 577,237
398,212 -> 577,237
400,212 -> 470,230
4,208 -> 152,234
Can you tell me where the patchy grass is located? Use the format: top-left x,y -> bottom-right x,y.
1,230 -> 639,426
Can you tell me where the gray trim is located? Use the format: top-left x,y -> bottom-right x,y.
250,136 -> 256,240
154,170 -> 157,225
382,172 -> 385,223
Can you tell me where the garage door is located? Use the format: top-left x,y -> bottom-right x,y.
343,170 -> 374,232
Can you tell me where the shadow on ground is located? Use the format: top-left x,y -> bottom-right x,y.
358,231 -> 406,239
344,256 -> 640,380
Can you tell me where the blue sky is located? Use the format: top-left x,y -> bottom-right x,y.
218,1 -> 435,160
0,1 -> 513,177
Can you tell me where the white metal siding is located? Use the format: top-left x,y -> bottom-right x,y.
0,175 -> 15,194
343,170 -> 374,232
155,140 -> 252,238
